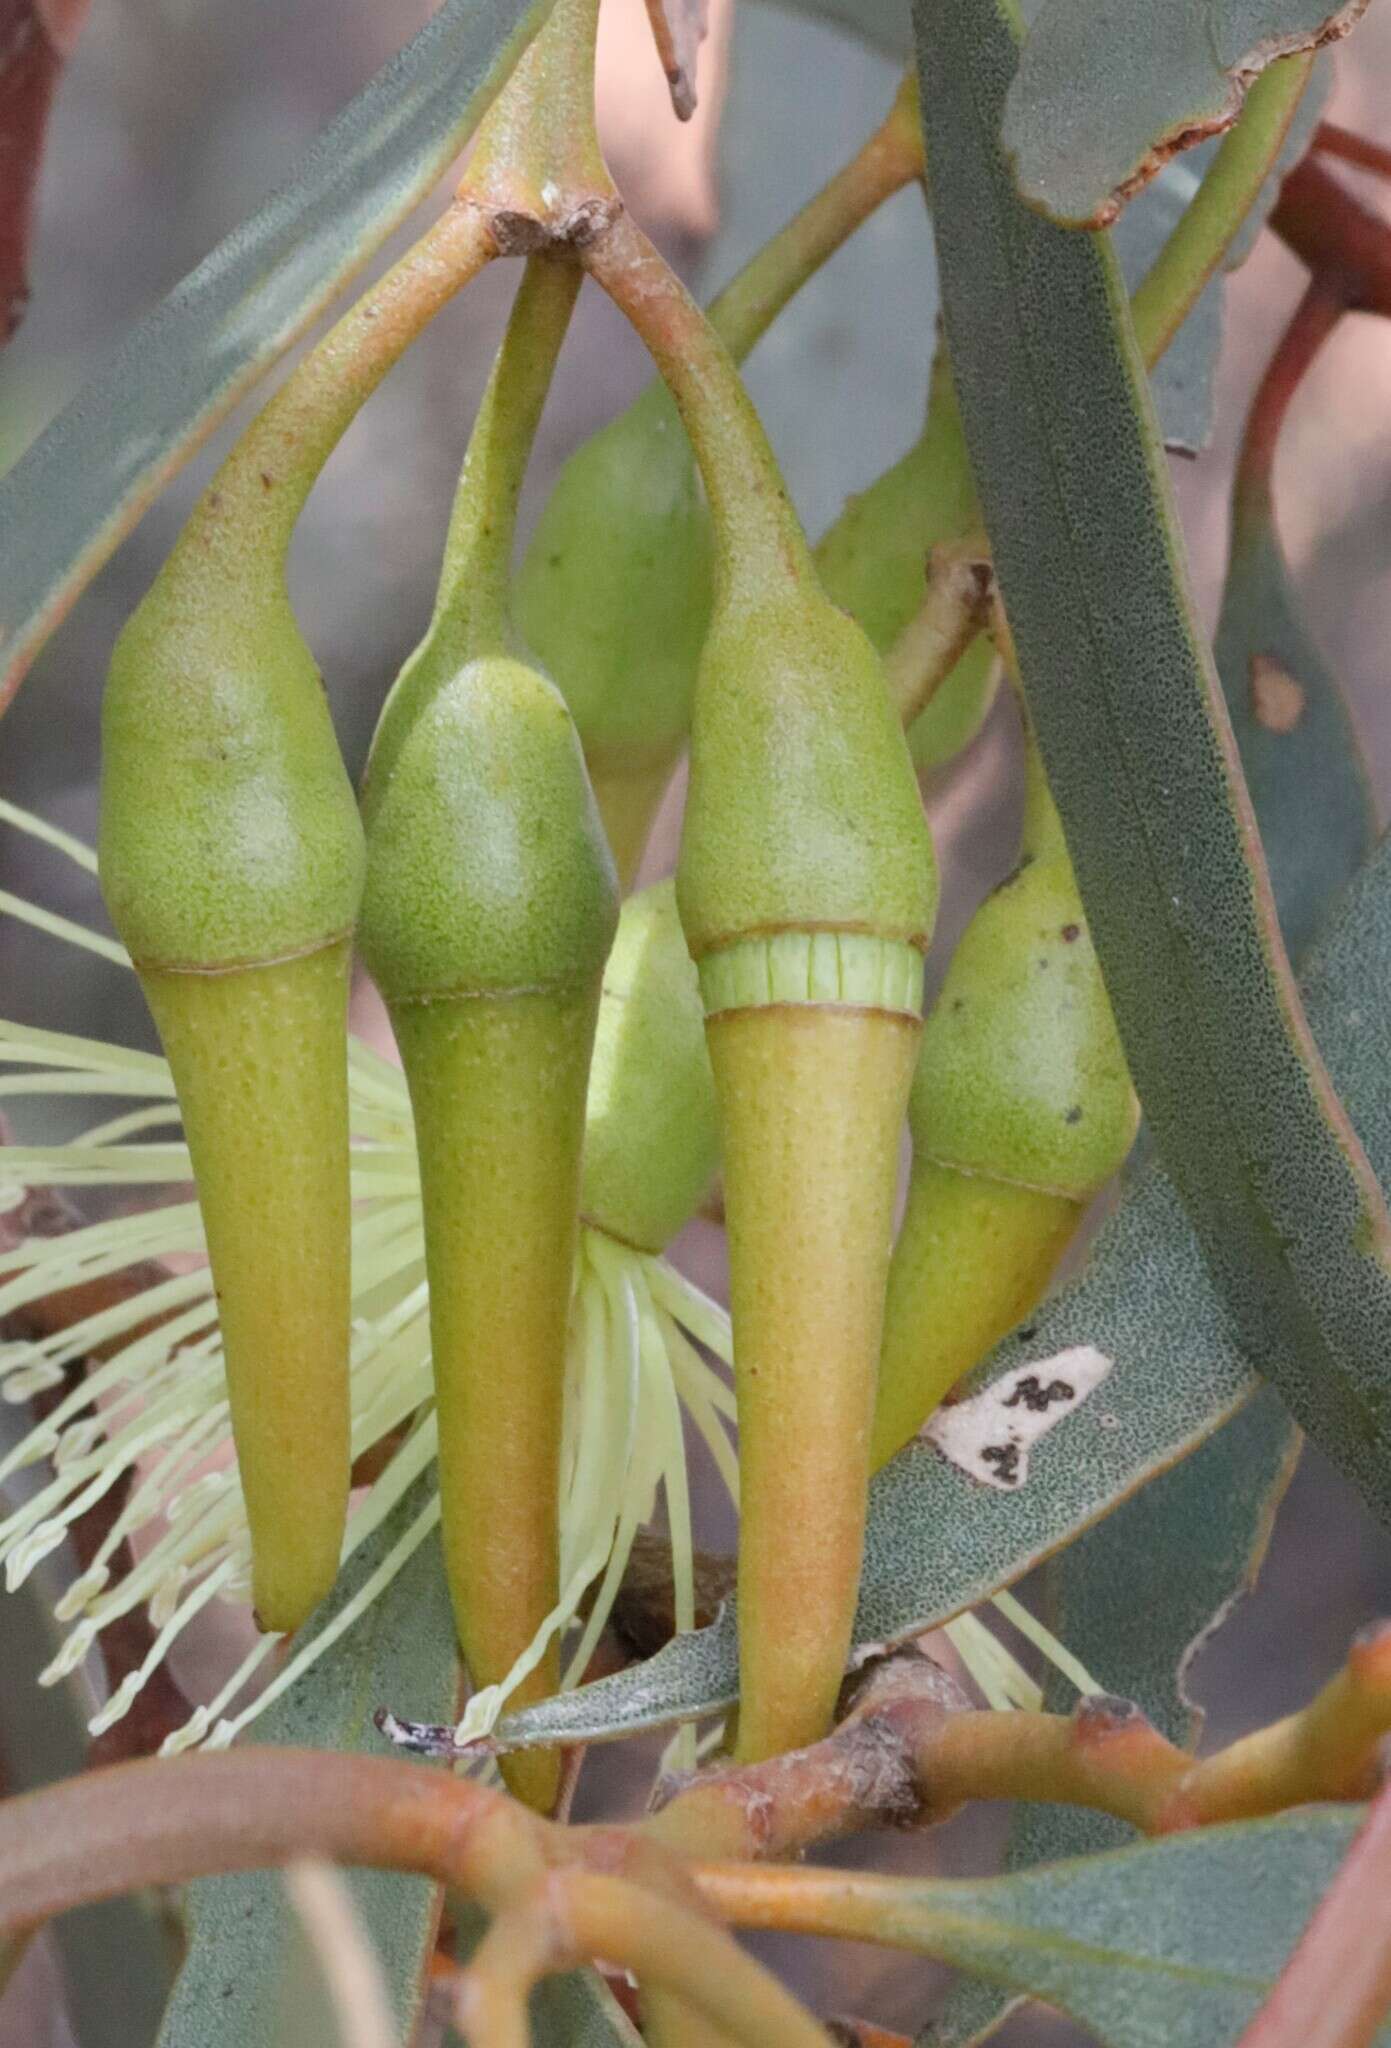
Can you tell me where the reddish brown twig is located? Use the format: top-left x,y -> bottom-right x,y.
1315,123 -> 1391,185
1272,156 -> 1391,319
0,0 -> 92,342
1233,1772 -> 1391,2048
1233,280 -> 1344,512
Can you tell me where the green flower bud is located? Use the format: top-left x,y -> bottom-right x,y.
589,204 -> 936,1762
581,879 -> 718,1255
514,79 -> 925,889
681,587 -> 936,1763
678,588 -> 936,958
359,257 -> 617,1812
815,350 -> 997,772
99,535 -> 363,1636
513,387 -> 714,887
872,761 -> 1138,1468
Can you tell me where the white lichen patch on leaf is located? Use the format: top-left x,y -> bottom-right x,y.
926,1347 -> 1114,1493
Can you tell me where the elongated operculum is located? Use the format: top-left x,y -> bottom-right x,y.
871,782 -> 1138,1470
680,592 -> 937,1763
360,657 -> 617,1812
99,562 -> 363,1634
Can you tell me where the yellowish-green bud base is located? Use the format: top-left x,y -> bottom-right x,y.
872,1159 -> 1082,1470
141,944 -> 353,1635
710,1003 -> 920,1763
698,931 -> 924,1019
910,853 -> 1138,1198
393,984 -> 601,1813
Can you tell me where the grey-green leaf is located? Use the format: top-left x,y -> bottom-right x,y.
274,1865 -> 399,2048
1112,55 -> 1328,455
917,0 -> 1391,1527
751,0 -> 910,55
497,813 -> 1391,1751
0,0 -> 550,713
874,1807 -> 1388,2048
157,1478 -> 458,2048
1214,491 -> 1374,965
925,1392 -> 1299,2047
1002,0 -> 1369,226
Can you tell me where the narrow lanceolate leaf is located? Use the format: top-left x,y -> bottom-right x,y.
917,0 -> 1391,1526
158,1479 -> 458,2048
833,1809 -> 1391,2048
498,824 -> 1391,1751
0,0 -> 551,713
1214,490 -> 1374,967
1002,0 -> 1369,226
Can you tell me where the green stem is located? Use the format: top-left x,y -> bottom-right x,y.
1130,53 -> 1314,365
459,0 -> 608,220
585,211 -> 816,597
430,255 -> 581,664
707,74 -> 923,364
171,203 -> 495,590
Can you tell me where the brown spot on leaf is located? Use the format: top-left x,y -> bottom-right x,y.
1250,654 -> 1307,735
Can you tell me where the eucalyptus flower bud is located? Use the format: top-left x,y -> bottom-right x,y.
872,756 -> 1138,1468
359,258 -> 617,1812
815,349 -> 997,771
681,585 -> 937,1763
100,530 -> 363,1635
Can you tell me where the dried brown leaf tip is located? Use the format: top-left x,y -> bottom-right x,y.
644,0 -> 708,120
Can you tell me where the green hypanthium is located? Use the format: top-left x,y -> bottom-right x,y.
3,1 -> 1391,2044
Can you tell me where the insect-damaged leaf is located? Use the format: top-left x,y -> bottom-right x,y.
1002,0 -> 1369,226
929,337 -> 1372,2048
1214,472 -> 1374,967
925,1391 -> 1299,2047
